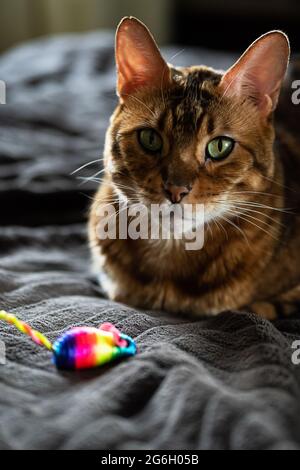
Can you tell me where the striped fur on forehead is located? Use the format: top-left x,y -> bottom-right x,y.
110,66 -> 223,144
167,67 -> 222,139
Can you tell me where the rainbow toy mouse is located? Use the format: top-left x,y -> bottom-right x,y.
0,310 -> 137,370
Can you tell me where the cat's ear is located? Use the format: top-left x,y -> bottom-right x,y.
219,31 -> 290,116
115,17 -> 170,99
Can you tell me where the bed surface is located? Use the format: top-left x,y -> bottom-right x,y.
0,32 -> 300,450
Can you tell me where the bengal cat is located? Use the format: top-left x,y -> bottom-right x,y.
89,17 -> 300,319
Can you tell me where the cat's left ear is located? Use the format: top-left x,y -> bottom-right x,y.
219,31 -> 290,116
115,17 -> 170,99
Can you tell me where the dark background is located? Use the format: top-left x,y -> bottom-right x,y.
1,0 -> 300,54
173,0 -> 300,52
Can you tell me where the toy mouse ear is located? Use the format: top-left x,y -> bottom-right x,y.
219,31 -> 290,116
115,17 -> 171,99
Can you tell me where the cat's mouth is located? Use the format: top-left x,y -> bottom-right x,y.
112,179 -> 233,226
126,189 -> 231,224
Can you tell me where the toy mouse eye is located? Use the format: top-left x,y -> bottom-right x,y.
138,129 -> 163,153
206,136 -> 234,160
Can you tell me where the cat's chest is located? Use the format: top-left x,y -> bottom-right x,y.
130,238 -> 202,278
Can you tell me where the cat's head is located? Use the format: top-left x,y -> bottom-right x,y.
104,17 -> 289,221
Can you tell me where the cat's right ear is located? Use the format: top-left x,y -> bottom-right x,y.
115,17 -> 170,100
219,31 -> 290,117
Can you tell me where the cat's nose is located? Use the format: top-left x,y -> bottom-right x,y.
164,183 -> 191,203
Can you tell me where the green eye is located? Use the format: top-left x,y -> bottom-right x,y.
206,137 -> 234,160
138,129 -> 163,153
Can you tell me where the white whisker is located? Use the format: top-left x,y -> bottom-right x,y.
122,93 -> 156,118
218,213 -> 251,246
226,208 -> 280,242
71,159 -> 102,175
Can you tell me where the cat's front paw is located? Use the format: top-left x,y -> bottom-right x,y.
247,301 -> 278,320
247,300 -> 298,319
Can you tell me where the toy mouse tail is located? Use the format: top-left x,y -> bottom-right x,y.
0,310 -> 53,351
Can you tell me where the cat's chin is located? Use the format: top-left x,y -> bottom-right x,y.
156,199 -> 231,227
